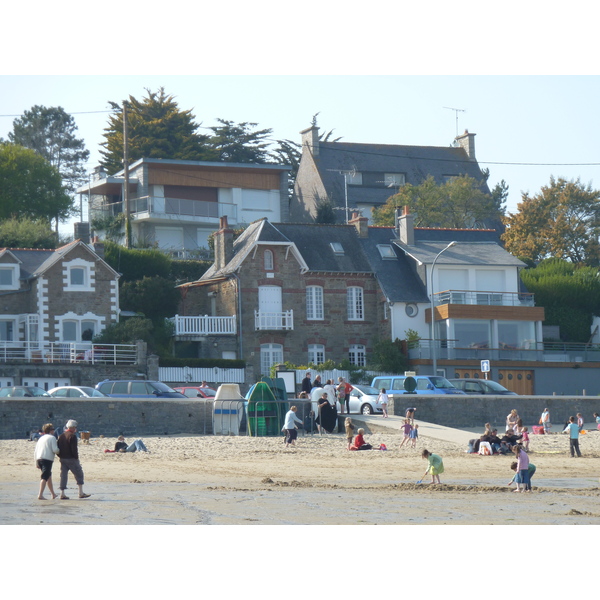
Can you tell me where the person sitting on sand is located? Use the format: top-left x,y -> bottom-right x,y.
105,435 -> 149,453
500,430 -> 522,452
350,428 -> 373,451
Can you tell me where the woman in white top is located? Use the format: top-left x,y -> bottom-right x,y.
282,406 -> 303,447
378,388 -> 389,418
34,423 -> 60,500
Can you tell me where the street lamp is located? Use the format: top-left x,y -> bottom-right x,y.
430,241 -> 457,376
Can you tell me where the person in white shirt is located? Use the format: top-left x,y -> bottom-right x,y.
282,406 -> 303,447
34,423 -> 60,500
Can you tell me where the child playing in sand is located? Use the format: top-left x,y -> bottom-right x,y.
595,412 -> 600,430
345,417 -> 356,450
511,443 -> 530,492
350,428 -> 373,450
410,424 -> 419,448
508,460 -> 536,492
421,449 -> 444,484
521,426 -> 530,452
577,413 -> 584,432
399,419 -> 413,448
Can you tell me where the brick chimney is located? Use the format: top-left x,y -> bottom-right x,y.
349,211 -> 368,238
454,129 -> 476,160
214,215 -> 234,270
397,206 -> 414,246
300,125 -> 319,157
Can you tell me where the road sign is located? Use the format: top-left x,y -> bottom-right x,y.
480,360 -> 490,373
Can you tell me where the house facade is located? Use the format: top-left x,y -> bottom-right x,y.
290,125 -> 490,224
78,158 -> 291,254
175,216 -> 383,377
0,240 -> 120,361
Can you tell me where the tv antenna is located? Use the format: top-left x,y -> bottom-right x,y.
444,106 -> 466,137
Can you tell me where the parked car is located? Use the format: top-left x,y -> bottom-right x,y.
310,384 -> 383,415
48,386 -> 110,398
448,378 -> 517,395
0,386 -> 50,397
371,375 -> 466,395
173,386 -> 217,399
95,380 -> 186,398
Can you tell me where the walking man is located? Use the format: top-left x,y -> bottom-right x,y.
57,420 -> 91,499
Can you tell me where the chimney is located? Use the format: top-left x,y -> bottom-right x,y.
454,129 -> 476,160
397,206 -> 414,246
214,215 -> 234,270
349,211 -> 369,238
300,125 -> 320,157
91,236 -> 105,258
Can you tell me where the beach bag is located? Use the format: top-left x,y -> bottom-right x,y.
478,442 -> 492,456
379,443 -> 387,451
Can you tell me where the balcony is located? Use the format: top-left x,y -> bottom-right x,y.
173,315 -> 237,337
254,310 -> 294,331
433,290 -> 534,307
0,341 -> 138,365
129,196 -> 238,224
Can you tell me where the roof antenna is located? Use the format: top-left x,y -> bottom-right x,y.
444,106 -> 466,138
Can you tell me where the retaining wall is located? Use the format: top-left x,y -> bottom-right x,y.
0,398 -> 217,440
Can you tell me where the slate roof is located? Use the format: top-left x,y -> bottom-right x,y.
314,141 -> 489,208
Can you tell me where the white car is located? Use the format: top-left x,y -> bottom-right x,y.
311,384 -> 382,415
48,386 -> 110,398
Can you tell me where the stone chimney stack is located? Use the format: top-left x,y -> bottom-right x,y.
91,235 -> 104,258
454,129 -> 476,160
397,206 -> 414,246
214,215 -> 234,271
300,125 -> 320,157
349,211 -> 369,238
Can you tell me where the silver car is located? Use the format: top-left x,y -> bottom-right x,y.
342,384 -> 383,415
48,386 -> 110,398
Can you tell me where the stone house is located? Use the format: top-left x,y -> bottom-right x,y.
0,240 -> 120,360
290,125 -> 490,224
174,215 -> 383,377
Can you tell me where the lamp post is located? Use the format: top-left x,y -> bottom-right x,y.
430,241 -> 456,376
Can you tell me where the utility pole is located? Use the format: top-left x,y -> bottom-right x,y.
123,101 -> 131,248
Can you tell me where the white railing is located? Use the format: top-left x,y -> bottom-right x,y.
254,310 -> 294,330
0,341 -> 138,365
159,366 -> 246,385
173,315 -> 236,336
434,290 -> 535,307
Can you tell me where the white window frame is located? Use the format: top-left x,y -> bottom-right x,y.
306,286 -> 324,320
260,343 -> 283,376
63,258 -> 94,292
349,344 -> 366,367
347,286 -> 364,321
55,313 -> 101,342
0,264 -> 19,290
308,344 -> 325,365
264,249 -> 274,271
384,173 -> 405,187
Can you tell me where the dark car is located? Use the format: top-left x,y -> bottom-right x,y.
0,386 -> 50,397
448,378 -> 517,395
95,380 -> 186,398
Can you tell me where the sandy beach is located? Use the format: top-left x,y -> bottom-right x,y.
2,424 -> 600,525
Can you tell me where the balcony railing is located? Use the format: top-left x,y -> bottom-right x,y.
408,340 -> 600,363
173,315 -> 237,336
433,290 -> 535,307
254,310 -> 294,331
0,342 -> 138,365
130,196 -> 238,222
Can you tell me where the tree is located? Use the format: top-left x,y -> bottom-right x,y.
0,143 -> 73,221
119,276 -> 181,321
8,105 -> 90,194
208,119 -> 272,163
100,87 -> 215,173
371,175 -> 498,228
502,177 -> 600,266
315,198 -> 336,223
0,217 -> 57,249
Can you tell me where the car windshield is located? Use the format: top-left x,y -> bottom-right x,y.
429,377 -> 456,390
150,382 -> 178,393
482,380 -> 509,392
200,387 -> 216,397
352,384 -> 380,395
80,387 -> 108,397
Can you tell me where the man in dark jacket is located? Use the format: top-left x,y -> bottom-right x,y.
57,419 -> 90,499
301,372 -> 312,395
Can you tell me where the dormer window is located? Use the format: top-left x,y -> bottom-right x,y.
70,267 -> 86,286
330,242 -> 344,255
384,173 -> 405,188
264,249 -> 274,271
377,245 -> 395,259
63,259 -> 94,292
345,171 -> 362,185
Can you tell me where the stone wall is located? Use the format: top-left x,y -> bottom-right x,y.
388,394 -> 600,430
0,398 -> 219,440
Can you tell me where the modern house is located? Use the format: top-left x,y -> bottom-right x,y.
77,158 -> 292,255
0,240 -> 120,362
290,125 -> 490,224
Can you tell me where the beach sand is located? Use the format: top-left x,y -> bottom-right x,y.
2,426 -> 600,525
